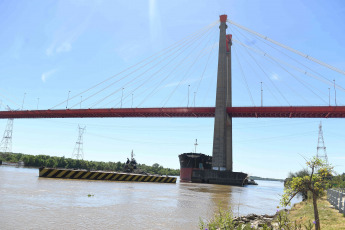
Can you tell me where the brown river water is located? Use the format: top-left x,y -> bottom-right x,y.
0,166 -> 301,230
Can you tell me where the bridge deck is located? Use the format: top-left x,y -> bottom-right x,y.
1,106 -> 345,119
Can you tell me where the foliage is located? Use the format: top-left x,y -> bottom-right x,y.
0,152 -> 180,176
281,157 -> 333,230
330,173 -> 345,188
199,206 -> 315,230
199,207 -> 237,230
288,197 -> 345,230
276,210 -> 313,230
288,168 -> 310,179
286,168 -> 311,200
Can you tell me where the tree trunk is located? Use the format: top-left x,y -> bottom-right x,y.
312,193 -> 320,230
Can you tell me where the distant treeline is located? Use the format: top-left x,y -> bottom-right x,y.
249,176 -> 284,182
0,152 -> 180,176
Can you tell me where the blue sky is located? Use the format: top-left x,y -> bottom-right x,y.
0,0 -> 345,178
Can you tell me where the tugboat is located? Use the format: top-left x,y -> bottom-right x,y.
124,150 -> 138,173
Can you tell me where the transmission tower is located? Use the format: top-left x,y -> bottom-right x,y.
72,125 -> 86,160
0,119 -> 14,153
316,121 -> 328,164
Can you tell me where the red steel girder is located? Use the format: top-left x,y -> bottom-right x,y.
227,106 -> 345,118
0,107 -> 215,119
0,106 -> 345,119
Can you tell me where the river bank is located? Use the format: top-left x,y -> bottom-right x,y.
202,196 -> 345,229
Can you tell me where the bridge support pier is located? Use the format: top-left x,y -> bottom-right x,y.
212,15 -> 233,171
198,14 -> 247,186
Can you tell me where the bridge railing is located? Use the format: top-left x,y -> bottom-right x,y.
327,188 -> 345,214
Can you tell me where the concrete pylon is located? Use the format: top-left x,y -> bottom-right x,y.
212,15 -> 233,171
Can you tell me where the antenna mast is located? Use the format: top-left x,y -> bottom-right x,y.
316,121 -> 328,164
194,139 -> 198,153
72,125 -> 86,160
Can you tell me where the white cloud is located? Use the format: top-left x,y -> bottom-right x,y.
149,0 -> 162,44
41,69 -> 57,82
46,39 -> 73,56
271,73 -> 280,81
56,42 -> 72,53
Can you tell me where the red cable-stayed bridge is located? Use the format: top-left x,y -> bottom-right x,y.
1,14 -> 345,180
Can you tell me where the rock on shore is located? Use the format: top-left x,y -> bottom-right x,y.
233,213 -> 276,228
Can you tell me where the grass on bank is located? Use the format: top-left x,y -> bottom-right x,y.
288,196 -> 345,230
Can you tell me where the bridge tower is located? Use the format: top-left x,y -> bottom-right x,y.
212,14 -> 233,171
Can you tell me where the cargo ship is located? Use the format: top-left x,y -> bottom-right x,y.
178,140 -> 250,186
178,152 -> 212,182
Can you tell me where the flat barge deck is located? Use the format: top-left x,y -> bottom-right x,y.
39,167 -> 177,183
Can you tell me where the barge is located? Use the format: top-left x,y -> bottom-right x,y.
39,167 -> 177,183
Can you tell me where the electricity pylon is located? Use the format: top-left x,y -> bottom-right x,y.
72,125 -> 86,160
0,119 -> 14,153
316,121 -> 328,164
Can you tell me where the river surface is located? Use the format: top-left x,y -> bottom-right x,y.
0,166 -> 301,229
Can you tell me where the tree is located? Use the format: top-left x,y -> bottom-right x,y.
281,157 -> 333,230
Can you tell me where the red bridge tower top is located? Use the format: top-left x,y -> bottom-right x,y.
219,14 -> 227,23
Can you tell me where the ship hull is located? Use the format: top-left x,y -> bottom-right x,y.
179,153 -> 212,182
179,153 -> 248,186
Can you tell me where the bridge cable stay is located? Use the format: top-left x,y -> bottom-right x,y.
0,88 -> 23,109
227,19 -> 345,76
200,47 -> 218,106
70,24 -> 216,109
94,24 -> 218,108
176,39 -> 218,107
228,26 -> 292,105
233,46 -> 255,106
233,36 -> 291,105
160,35 -> 216,107
234,38 -> 310,105
195,38 -> 218,100
54,20 -> 219,109
159,26 -> 220,107
232,37 -> 336,105
231,24 -> 345,104
231,26 -> 330,106
241,27 -> 340,92
50,20 -> 218,110
233,38 -> 327,105
110,25 -> 218,108
137,30 -> 218,108
137,29 -> 218,108
73,22 -> 218,109
161,29 -> 219,107
226,26 -> 283,106
103,37 -> 216,109
231,41 -> 282,106
231,27 -> 339,100
235,39 -> 345,98
132,27 -> 217,108
230,25 -> 334,94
